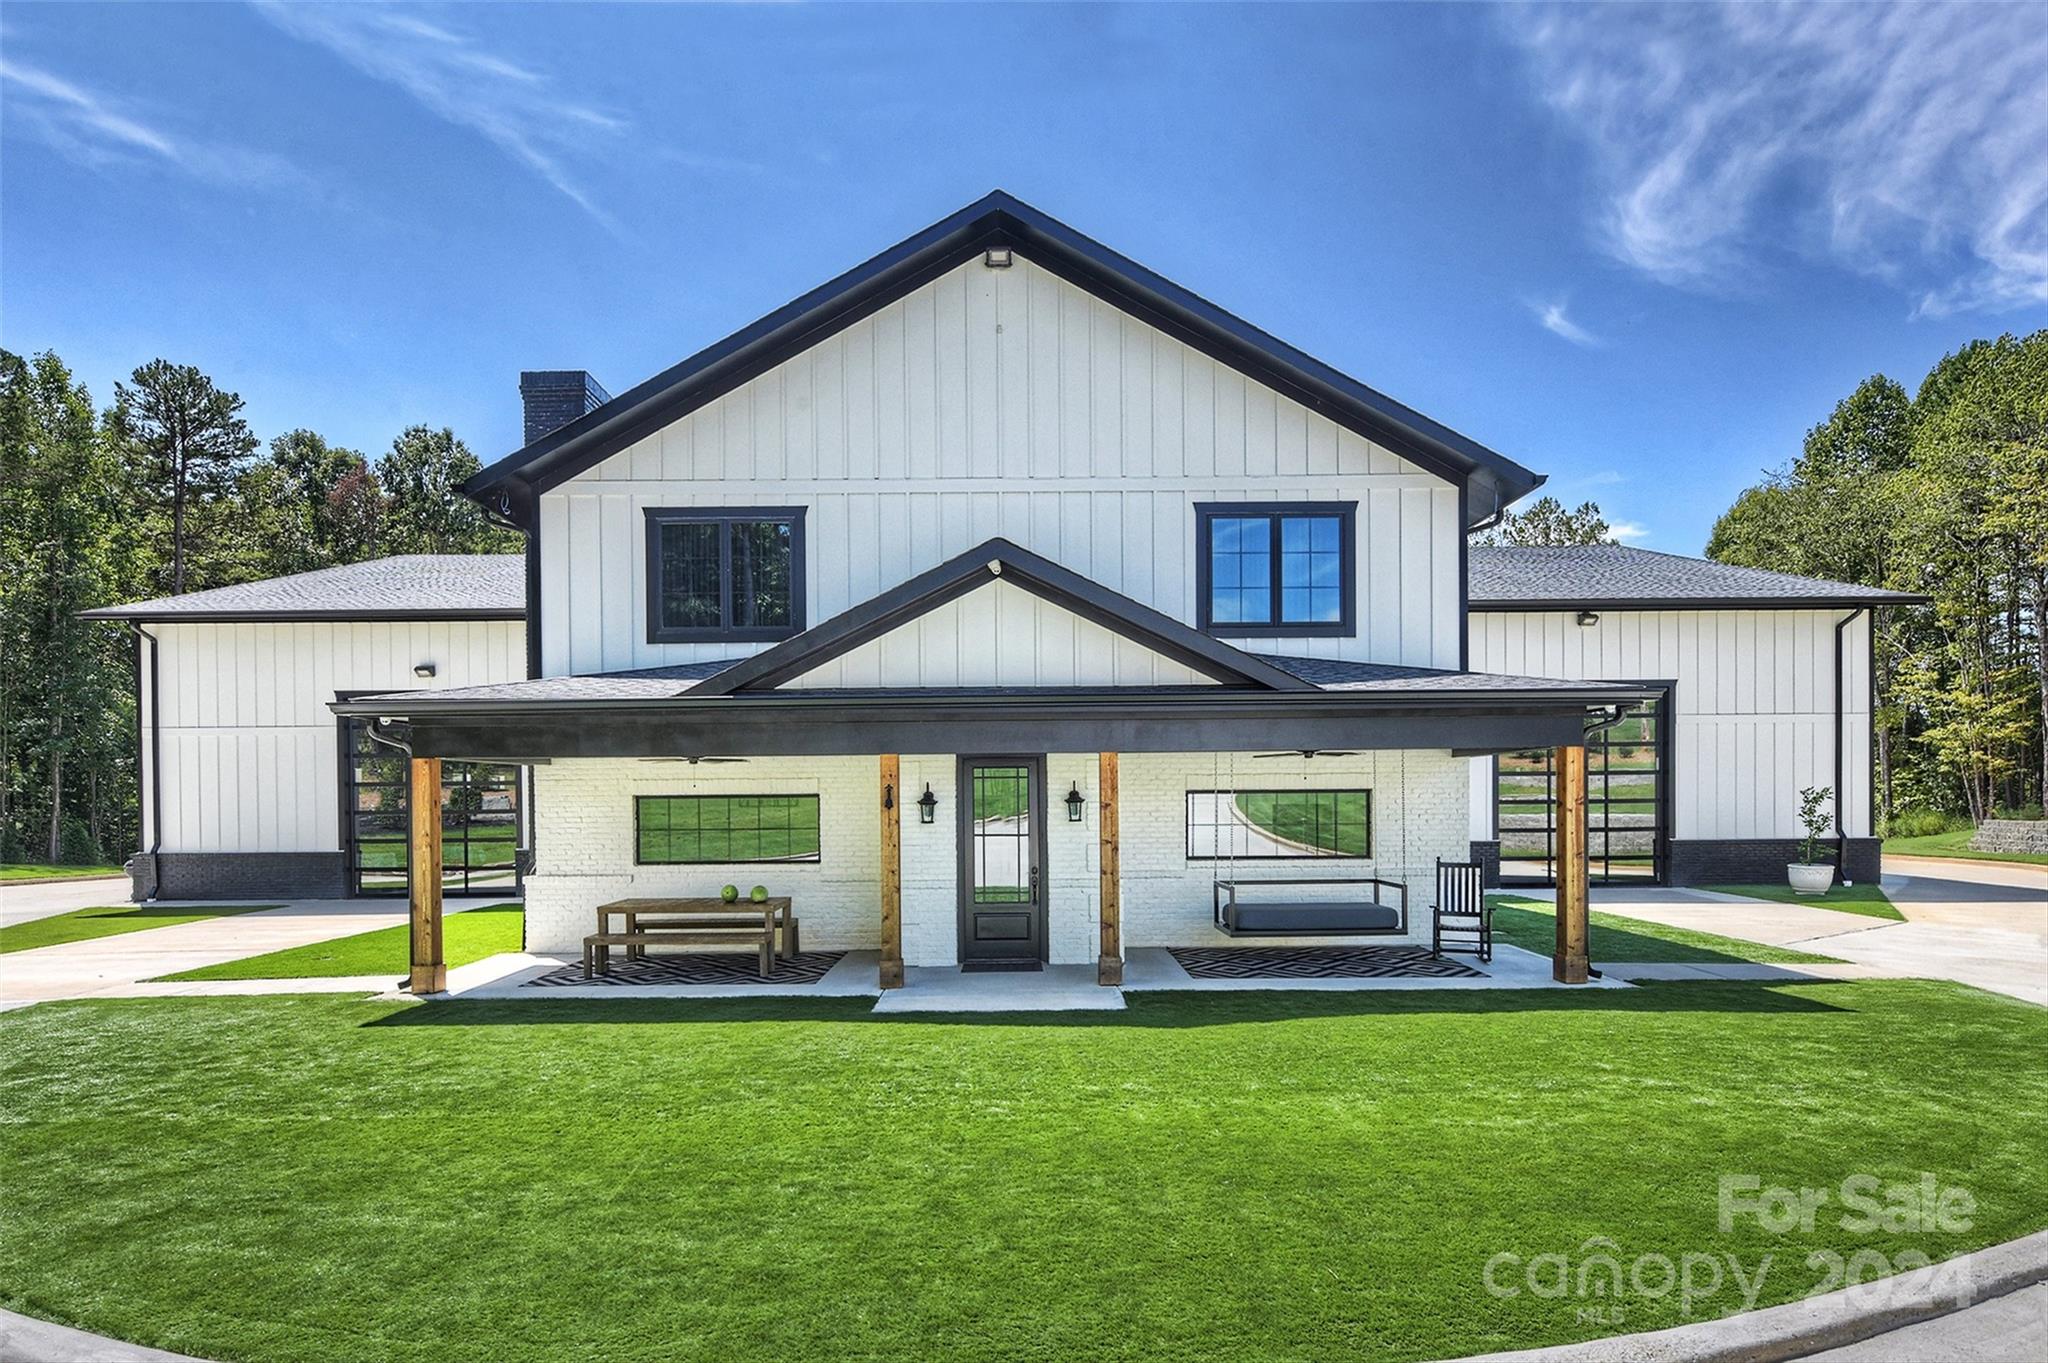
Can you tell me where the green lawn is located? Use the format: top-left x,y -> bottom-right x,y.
3,983 -> 2046,1363
354,827 -> 519,869
1234,791 -> 1370,856
1488,894 -> 1839,965
0,863 -> 125,882
0,903 -> 278,955
1884,828 -> 2048,867
1704,883 -> 1905,921
154,904 -> 523,982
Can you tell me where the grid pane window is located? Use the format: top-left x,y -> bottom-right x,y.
636,795 -> 822,864
340,719 -> 523,897
1199,505 -> 1353,634
971,765 -> 1032,903
1186,789 -> 1371,859
647,509 -> 804,641
658,522 -> 722,630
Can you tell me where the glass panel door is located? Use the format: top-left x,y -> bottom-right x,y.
341,719 -> 526,897
958,757 -> 1046,963
1497,692 -> 1669,886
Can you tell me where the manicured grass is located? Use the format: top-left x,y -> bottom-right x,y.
1884,828 -> 2048,867
355,827 -> 519,869
1705,883 -> 1905,921
154,904 -> 523,982
1488,894 -> 1839,964
1234,791 -> 1370,855
0,863 -> 125,882
4,983 -> 2047,1363
0,903 -> 278,955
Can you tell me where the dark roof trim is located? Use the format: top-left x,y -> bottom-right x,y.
1471,596 -> 1927,613
332,681 -> 1658,720
465,191 -> 1543,523
77,607 -> 525,623
690,536 -> 1314,695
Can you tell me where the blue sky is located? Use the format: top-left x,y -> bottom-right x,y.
5,2 -> 2045,553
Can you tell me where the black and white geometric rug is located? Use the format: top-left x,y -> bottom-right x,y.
524,951 -> 846,988
1168,945 -> 1485,981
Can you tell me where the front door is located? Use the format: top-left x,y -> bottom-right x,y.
957,756 -> 1048,965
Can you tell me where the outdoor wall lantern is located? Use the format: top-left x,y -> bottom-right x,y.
918,783 -> 938,825
413,662 -> 437,678
1575,611 -> 1601,628
1065,784 -> 1086,822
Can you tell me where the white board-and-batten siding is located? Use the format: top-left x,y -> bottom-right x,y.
539,253 -> 1463,678
141,620 -> 525,853
1468,609 -> 1873,840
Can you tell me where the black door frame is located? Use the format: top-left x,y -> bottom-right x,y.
955,754 -> 1050,964
336,703 -> 528,899
1496,681 -> 1675,888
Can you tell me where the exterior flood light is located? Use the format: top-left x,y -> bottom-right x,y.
1576,611 -> 1600,628
983,248 -> 1014,269
1065,784 -> 1086,822
918,784 -> 938,824
413,662 -> 437,678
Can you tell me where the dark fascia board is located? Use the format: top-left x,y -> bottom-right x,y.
1471,595 -> 1929,613
331,682 -> 1660,722
463,191 -> 1544,523
689,536 -> 1316,695
77,607 -> 526,623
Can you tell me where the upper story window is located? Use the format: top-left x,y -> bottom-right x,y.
644,506 -> 807,643
1195,502 -> 1356,637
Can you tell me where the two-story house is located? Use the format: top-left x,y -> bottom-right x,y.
85,193 -> 1917,993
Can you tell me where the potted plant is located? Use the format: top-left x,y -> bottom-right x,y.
1788,786 -> 1837,894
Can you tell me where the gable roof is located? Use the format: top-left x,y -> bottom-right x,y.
78,555 -> 526,623
690,537 -> 1314,695
465,191 -> 1543,524
1468,545 -> 1927,610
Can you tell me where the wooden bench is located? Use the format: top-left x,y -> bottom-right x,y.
582,927 -> 775,980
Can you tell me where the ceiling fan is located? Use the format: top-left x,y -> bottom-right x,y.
641,755 -> 750,764
1252,749 -> 1365,760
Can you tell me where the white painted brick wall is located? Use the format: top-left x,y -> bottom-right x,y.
527,750 -> 1467,958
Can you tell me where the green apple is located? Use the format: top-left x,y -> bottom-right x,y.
750,885 -> 768,902
720,884 -> 739,902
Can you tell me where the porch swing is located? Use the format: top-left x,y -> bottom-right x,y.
1209,750 -> 1409,937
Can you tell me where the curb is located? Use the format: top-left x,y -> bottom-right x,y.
0,1307 -> 212,1362
1445,1226 -> 2048,1362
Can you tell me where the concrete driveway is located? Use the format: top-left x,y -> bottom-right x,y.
1,873 -> 137,926
0,893 -> 505,1011
1576,859 -> 2048,1006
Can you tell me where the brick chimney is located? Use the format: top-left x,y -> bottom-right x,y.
519,370 -> 612,446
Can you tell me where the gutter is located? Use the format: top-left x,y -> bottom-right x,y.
1834,608 -> 1867,880
132,624 -> 163,901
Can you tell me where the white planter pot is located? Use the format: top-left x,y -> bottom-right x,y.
1787,863 -> 1836,895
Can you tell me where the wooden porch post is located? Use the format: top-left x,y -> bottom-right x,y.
1553,743 -> 1590,984
1097,751 -> 1122,986
408,756 -> 446,994
879,754 -> 904,989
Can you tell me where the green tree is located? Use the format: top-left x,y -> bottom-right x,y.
1472,496 -> 1616,546
376,425 -> 520,555
0,351 -> 135,861
112,360 -> 258,593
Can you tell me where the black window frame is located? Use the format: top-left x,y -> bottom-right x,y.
1184,788 -> 1373,861
634,793 -> 824,866
1194,501 -> 1357,637
644,506 -> 808,644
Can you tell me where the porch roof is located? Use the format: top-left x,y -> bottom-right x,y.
332,657 -> 1650,762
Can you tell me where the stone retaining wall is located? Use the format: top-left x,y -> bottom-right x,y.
1972,819 -> 2048,854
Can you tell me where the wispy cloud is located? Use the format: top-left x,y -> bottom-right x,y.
253,1 -> 628,232
1607,520 -> 1649,545
1527,297 -> 1601,347
0,53 -> 307,190
1504,2 -> 2048,313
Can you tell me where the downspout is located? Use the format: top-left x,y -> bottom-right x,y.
1834,608 -> 1866,882
133,623 -> 164,902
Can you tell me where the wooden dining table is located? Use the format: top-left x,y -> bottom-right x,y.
594,896 -> 797,961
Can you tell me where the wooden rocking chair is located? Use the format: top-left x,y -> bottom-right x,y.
1430,859 -> 1492,963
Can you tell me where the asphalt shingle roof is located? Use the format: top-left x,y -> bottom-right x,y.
80,555 -> 526,621
1467,545 -> 1923,608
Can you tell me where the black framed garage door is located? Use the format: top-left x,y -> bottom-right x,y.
341,718 -> 525,897
1497,688 -> 1670,887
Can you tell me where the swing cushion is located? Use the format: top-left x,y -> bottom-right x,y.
1225,900 -> 1402,934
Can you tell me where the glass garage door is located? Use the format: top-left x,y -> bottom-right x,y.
1497,692 -> 1668,886
342,719 -> 525,897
